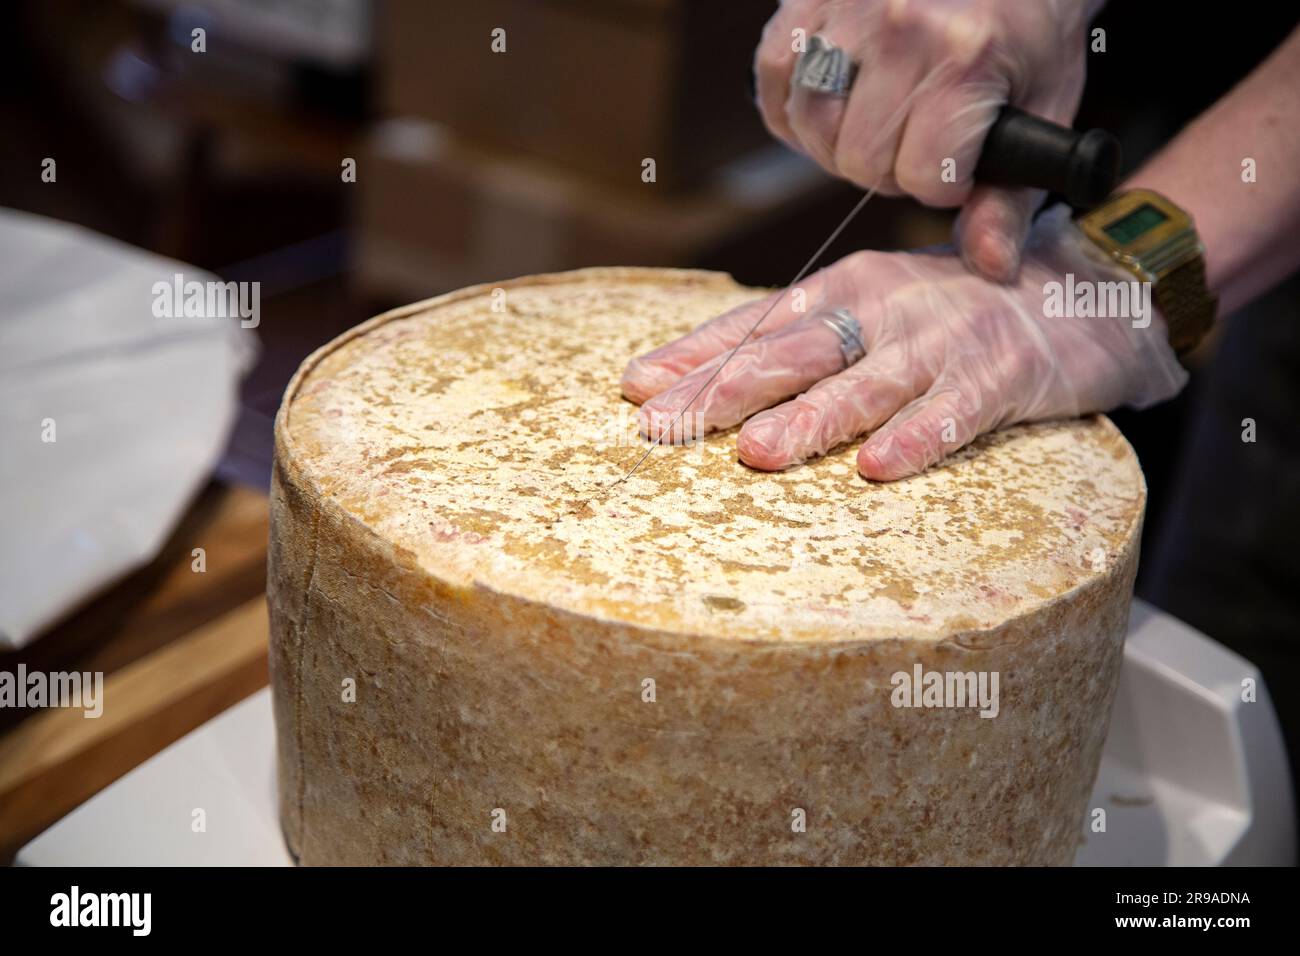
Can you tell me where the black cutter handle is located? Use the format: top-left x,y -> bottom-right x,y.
974,106 -> 1121,209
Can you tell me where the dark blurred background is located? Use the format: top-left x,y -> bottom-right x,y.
2,0 -> 1297,852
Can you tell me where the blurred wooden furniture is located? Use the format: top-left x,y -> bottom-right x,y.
0,482 -> 270,864
356,121 -> 847,301
383,0 -> 773,190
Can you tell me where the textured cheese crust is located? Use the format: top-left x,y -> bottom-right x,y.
270,267 -> 1143,865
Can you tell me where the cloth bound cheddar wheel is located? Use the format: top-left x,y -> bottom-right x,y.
269,267 -> 1144,865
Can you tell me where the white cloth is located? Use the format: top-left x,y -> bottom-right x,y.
0,208 -> 257,647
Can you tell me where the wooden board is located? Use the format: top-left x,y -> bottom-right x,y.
0,482 -> 271,863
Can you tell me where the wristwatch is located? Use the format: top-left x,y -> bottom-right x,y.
1077,188 -> 1218,357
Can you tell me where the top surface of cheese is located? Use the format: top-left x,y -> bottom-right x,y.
282,268 -> 1145,643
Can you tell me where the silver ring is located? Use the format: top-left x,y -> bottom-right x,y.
793,36 -> 859,98
821,308 -> 866,369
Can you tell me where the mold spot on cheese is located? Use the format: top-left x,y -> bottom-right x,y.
703,595 -> 746,613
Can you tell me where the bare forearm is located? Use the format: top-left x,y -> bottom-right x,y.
1123,25 -> 1300,315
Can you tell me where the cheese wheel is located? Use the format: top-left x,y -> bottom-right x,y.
269,267 -> 1143,865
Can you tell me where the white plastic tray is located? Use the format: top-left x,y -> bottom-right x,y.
18,600 -> 1294,866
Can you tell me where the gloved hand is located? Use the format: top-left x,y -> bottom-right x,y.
754,0 -> 1102,281
621,205 -> 1187,481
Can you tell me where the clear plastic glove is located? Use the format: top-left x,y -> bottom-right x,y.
754,0 -> 1102,281
621,205 -> 1187,481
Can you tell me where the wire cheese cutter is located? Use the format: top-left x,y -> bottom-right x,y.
578,39 -> 1123,510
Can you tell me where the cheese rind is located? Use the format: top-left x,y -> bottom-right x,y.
270,267 -> 1142,865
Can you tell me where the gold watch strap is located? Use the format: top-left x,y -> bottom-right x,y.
1156,255 -> 1217,357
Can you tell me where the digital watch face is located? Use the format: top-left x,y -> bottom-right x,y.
1103,202 -> 1169,245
